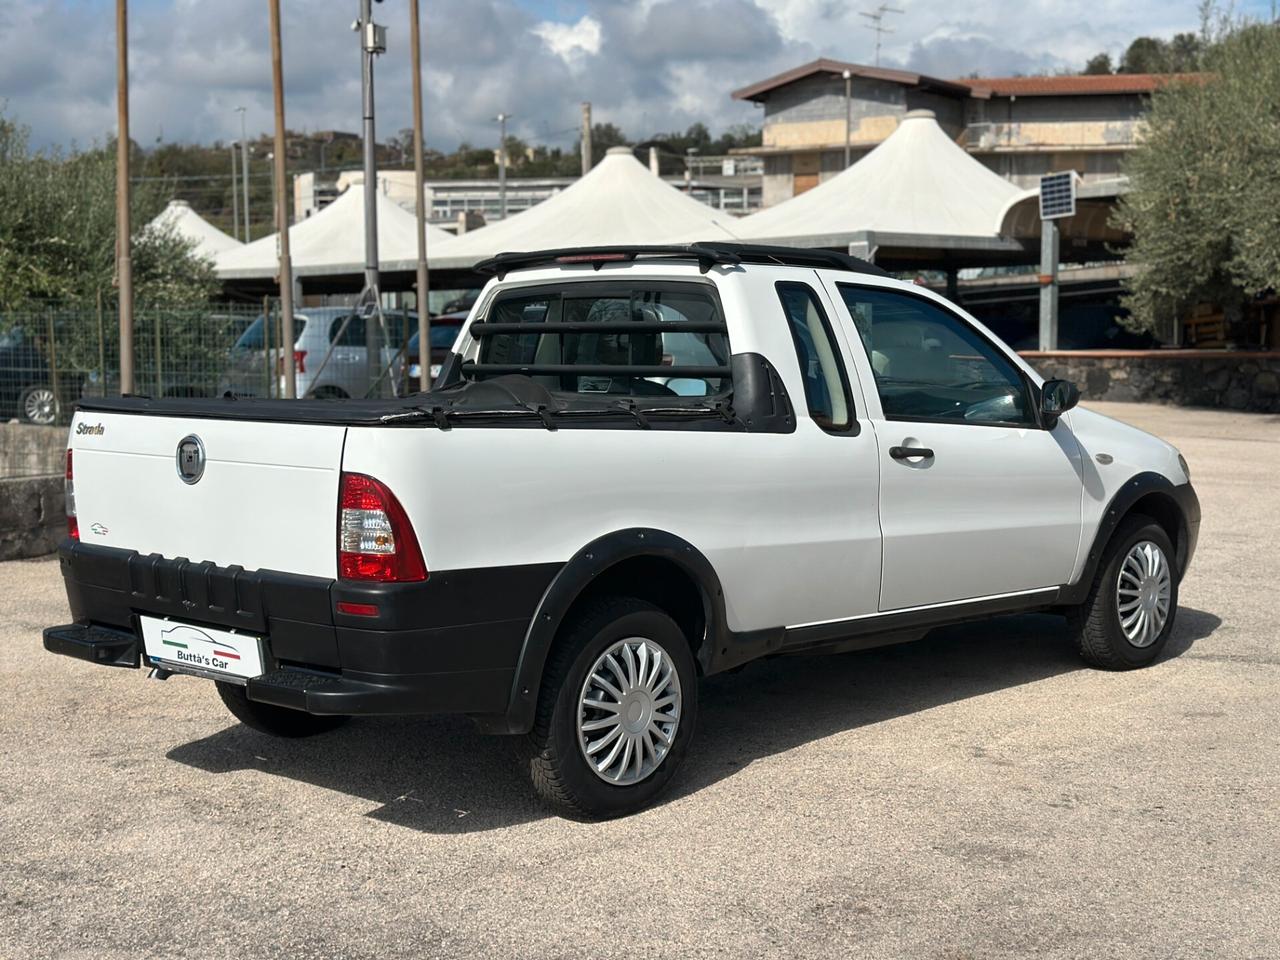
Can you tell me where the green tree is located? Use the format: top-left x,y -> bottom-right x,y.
1114,22 -> 1280,337
1083,52 -> 1114,75
1119,36 -> 1171,73
0,114 -> 217,310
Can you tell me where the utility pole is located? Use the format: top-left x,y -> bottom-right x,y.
495,112 -> 510,219
268,0 -> 296,398
580,101 -> 592,176
237,106 -> 250,240
230,141 -> 240,240
356,0 -> 387,390
859,4 -> 903,67
115,0 -> 133,395
408,0 -> 430,391
842,68 -> 853,168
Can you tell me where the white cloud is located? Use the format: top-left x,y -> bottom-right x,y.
533,14 -> 603,64
0,0 -> 1218,153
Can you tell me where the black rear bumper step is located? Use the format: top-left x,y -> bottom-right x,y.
43,623 -> 139,668
245,667 -> 516,716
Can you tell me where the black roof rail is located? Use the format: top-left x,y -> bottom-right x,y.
473,242 -> 888,279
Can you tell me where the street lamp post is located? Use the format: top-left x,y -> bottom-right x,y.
356,0 -> 387,390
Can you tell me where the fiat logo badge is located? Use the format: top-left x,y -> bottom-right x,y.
176,435 -> 206,485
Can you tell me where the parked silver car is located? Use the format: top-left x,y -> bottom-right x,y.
221,307 -> 415,399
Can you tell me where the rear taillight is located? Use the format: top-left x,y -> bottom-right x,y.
337,472 -> 427,582
65,448 -> 78,540
277,350 -> 307,375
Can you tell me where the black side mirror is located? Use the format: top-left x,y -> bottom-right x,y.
1040,379 -> 1080,429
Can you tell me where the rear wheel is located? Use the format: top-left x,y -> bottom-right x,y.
215,681 -> 349,737
1067,515 -> 1179,670
526,597 -> 698,819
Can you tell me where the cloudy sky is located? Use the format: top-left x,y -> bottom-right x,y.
0,0 -> 1268,152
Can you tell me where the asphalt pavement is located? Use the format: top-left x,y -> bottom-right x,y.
2,401 -> 1277,959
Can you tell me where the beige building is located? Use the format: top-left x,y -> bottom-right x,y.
732,59 -> 1184,206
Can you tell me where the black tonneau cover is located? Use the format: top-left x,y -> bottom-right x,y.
74,374 -> 744,430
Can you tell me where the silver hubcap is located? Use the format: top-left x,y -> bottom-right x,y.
1117,540 -> 1172,648
24,387 -> 56,424
577,637 -> 682,785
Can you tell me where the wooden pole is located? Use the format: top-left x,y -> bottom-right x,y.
269,0 -> 296,398
409,0 -> 431,391
115,0 -> 134,395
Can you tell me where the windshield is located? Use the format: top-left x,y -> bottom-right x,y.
234,315 -> 308,350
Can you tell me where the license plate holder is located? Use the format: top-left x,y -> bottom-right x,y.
139,616 -> 265,682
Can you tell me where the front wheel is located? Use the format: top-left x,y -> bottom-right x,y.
1067,515 -> 1179,670
215,681 -> 349,737
527,597 -> 698,819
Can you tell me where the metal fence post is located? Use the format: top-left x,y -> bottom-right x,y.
45,312 -> 61,425
154,309 -> 164,397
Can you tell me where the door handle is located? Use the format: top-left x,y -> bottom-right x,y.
889,445 -> 934,461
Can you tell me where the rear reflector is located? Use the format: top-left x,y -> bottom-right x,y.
337,472 -> 427,582
65,449 -> 78,540
336,601 -> 380,617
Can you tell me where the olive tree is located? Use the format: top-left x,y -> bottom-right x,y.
1114,21 -> 1280,338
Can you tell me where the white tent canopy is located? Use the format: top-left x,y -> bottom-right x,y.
148,200 -> 242,260
730,110 -> 1023,245
430,147 -> 742,270
214,183 -> 454,280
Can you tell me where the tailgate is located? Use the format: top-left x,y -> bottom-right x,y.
69,411 -> 346,578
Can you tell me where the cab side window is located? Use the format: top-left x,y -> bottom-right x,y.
836,285 -> 1034,428
775,281 -> 853,432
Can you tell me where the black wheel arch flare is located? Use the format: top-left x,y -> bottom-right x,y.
493,528 -> 729,735
1058,471 -> 1200,606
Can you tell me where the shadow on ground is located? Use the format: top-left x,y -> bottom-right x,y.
167,606 -> 1221,834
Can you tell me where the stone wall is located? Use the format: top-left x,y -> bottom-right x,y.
0,475 -> 64,560
0,423 -> 66,478
1019,350 -> 1280,413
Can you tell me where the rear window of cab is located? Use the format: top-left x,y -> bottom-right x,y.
464,281 -> 730,399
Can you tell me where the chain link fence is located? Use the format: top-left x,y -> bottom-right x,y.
0,300 -> 433,478
1,302 -> 260,477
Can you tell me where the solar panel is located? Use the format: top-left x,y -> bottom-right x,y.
1039,172 -> 1077,220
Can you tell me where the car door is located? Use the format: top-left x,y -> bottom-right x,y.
821,276 -> 1084,611
327,313 -> 367,398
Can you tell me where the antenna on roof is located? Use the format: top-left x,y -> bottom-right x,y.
859,4 -> 903,67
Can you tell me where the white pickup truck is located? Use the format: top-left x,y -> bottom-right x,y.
46,243 -> 1199,818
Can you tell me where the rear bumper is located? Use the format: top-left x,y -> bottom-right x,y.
45,541 -> 560,725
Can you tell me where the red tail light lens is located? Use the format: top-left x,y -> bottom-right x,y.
337,472 -> 426,582
277,350 -> 307,375
65,448 -> 78,540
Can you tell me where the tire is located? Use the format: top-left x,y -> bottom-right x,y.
526,597 -> 699,819
19,385 -> 58,425
1066,514 -> 1179,670
215,681 -> 349,738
